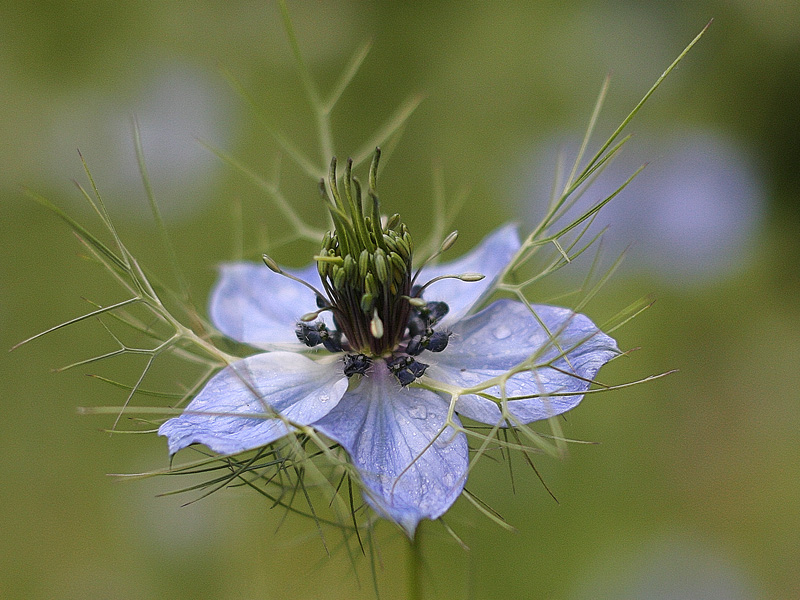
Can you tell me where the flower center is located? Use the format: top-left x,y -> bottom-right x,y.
314,149 -> 414,357
287,149 -> 477,386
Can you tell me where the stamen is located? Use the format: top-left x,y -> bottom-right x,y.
368,147 -> 381,192
315,148 -> 414,356
394,368 -> 415,387
385,214 -> 401,230
262,253 -> 330,305
407,360 -> 428,378
414,272 -> 485,296
261,254 -> 282,273
405,334 -> 425,356
402,295 -> 427,308
411,229 -> 459,286
295,322 -> 343,352
343,353 -> 371,377
440,230 -> 460,252
406,327 -> 450,355
313,255 -> 344,265
386,355 -> 429,387
419,301 -> 449,325
426,330 -> 450,352
299,306 -> 335,322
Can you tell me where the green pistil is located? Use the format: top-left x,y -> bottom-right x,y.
317,148 -> 414,356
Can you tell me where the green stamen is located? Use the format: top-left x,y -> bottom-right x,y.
315,148 -> 414,356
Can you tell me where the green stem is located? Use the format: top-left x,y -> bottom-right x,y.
408,529 -> 423,600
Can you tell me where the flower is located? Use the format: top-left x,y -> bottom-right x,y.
158,153 -> 619,536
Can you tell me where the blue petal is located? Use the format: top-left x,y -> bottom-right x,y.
158,352 -> 348,455
313,362 -> 468,536
426,299 -> 619,425
418,224 -> 520,326
209,262 -> 323,349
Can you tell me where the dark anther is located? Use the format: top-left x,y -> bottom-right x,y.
406,327 -> 450,355
407,359 -> 428,378
295,322 -> 343,353
426,330 -> 450,352
296,322 -> 323,346
395,369 -> 416,387
406,300 -> 450,339
421,301 -> 449,325
386,354 -> 411,372
405,334 -> 424,356
406,314 -> 426,338
322,335 -> 342,353
343,353 -> 371,377
386,355 -> 429,386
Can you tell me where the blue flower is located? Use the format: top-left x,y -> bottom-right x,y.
159,154 -> 619,536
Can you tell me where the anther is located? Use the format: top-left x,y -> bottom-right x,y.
386,355 -> 429,387
440,230 -> 459,253
407,360 -> 428,378
296,322 -> 322,347
420,301 -> 449,325
261,254 -> 282,274
415,272 -> 486,295
406,313 -> 426,338
300,305 -> 335,322
265,254 -> 330,307
403,296 -> 427,308
405,334 -> 424,356
395,369 -> 415,387
427,331 -> 450,352
406,327 -> 450,355
409,230 -> 459,286
343,353 -> 371,377
295,322 -> 343,353
458,272 -> 485,282
406,299 -> 449,339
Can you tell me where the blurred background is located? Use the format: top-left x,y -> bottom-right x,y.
2,1 -> 798,598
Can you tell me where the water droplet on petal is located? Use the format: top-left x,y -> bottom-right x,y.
409,404 -> 428,420
493,325 -> 511,340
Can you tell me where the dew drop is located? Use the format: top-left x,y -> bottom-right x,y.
409,404 -> 428,420
493,325 -> 512,340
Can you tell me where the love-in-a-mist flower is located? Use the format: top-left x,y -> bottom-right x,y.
159,150 -> 619,536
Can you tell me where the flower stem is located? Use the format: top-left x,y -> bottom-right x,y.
408,528 -> 423,600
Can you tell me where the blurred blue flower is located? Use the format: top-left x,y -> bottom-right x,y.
159,224 -> 618,535
518,128 -> 765,286
45,62 -> 234,222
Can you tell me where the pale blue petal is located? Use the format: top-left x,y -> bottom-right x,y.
418,224 -> 520,326
426,299 -> 619,425
209,262 -> 323,349
313,362 -> 468,536
158,352 -> 348,455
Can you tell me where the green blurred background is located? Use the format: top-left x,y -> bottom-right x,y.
3,1 -> 799,598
